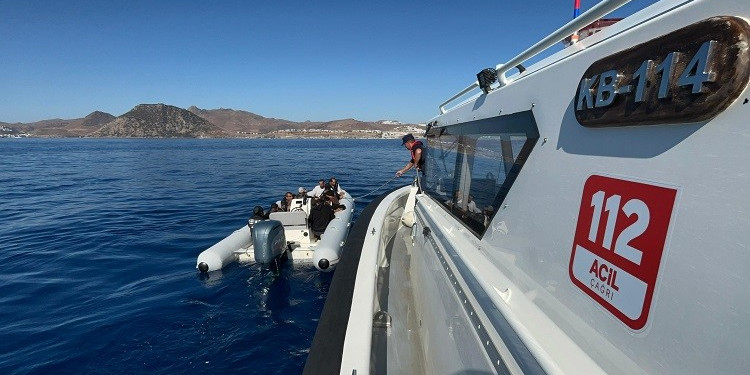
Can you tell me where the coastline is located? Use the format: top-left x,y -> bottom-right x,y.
0,135 -> 410,140
2,126 -> 422,140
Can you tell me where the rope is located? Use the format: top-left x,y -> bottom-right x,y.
353,175 -> 401,200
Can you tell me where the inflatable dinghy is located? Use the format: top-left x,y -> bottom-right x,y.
196,194 -> 354,273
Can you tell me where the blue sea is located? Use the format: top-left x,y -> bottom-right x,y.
0,139 -> 405,374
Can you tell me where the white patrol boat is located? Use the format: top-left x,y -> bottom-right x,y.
306,0 -> 750,374
196,194 -> 354,273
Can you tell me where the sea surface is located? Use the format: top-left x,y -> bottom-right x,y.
0,138 -> 405,374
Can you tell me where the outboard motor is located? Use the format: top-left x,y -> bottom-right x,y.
252,220 -> 286,264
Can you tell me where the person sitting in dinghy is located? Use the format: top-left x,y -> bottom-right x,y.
247,206 -> 267,228
280,191 -> 295,211
309,179 -> 326,198
308,195 -> 335,240
327,177 -> 346,198
324,190 -> 346,213
251,206 -> 266,220
297,187 -> 308,199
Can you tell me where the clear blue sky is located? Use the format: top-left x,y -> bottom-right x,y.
1,0 -> 656,124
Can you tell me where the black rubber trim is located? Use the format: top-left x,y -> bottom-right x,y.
303,187 -> 399,375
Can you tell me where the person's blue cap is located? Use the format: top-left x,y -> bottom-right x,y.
401,133 -> 415,144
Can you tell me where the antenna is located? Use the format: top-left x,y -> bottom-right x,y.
571,0 -> 582,43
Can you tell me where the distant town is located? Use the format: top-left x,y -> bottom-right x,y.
0,126 -> 31,138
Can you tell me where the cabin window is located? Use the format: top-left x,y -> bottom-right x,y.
423,112 -> 539,237
422,134 -> 459,206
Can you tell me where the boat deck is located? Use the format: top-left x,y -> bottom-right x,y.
371,225 -> 425,374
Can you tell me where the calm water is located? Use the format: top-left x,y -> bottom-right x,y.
0,138 -> 405,374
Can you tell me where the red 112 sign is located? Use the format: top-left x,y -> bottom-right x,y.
569,175 -> 677,330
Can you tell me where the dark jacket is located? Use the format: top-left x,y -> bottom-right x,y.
308,202 -> 335,233
251,205 -> 266,220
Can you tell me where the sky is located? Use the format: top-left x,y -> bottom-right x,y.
0,0 -> 657,124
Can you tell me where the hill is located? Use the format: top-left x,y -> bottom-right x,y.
187,107 -> 418,137
3,111 -> 115,137
91,104 -> 228,138
187,106 -> 296,134
1,105 -> 423,138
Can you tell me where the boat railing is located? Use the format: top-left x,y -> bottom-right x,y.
438,0 -> 630,114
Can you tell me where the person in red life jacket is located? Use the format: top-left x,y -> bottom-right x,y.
396,133 -> 425,177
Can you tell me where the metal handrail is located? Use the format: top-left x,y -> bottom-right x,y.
439,0 -> 630,114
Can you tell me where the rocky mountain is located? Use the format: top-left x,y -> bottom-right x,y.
2,104 -> 423,138
187,106 -> 296,134
78,111 -> 116,128
91,104 -> 228,138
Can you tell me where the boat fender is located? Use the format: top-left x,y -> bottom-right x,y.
401,211 -> 414,228
252,220 -> 286,264
400,183 -> 419,227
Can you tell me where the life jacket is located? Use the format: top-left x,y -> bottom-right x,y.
410,140 -> 425,169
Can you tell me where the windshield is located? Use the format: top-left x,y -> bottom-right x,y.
423,113 -> 539,237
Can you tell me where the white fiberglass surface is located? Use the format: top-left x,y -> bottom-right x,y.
424,2 -> 750,373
